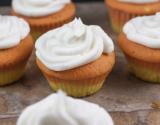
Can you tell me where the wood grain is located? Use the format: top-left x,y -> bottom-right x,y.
0,3 -> 160,125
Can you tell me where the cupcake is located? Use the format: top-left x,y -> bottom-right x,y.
0,15 -> 33,86
105,0 -> 160,33
35,18 -> 115,97
119,13 -> 160,83
11,0 -> 76,40
17,91 -> 114,125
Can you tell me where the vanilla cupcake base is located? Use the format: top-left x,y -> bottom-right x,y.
36,53 -> 115,97
0,35 -> 33,86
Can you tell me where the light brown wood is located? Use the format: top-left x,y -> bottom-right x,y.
0,3 -> 160,125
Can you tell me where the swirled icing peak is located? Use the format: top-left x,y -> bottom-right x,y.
12,0 -> 71,17
118,0 -> 160,4
17,91 -> 114,125
123,13 -> 160,48
35,18 -> 114,71
0,15 -> 30,49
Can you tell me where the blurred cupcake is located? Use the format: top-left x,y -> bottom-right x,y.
105,0 -> 160,33
17,91 -> 114,125
35,18 -> 115,97
119,13 -> 160,83
0,15 -> 33,86
11,0 -> 76,40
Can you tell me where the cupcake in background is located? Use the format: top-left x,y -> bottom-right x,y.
35,18 -> 115,97
17,91 -> 114,125
105,0 -> 160,33
119,13 -> 160,83
11,0 -> 76,40
0,15 -> 33,86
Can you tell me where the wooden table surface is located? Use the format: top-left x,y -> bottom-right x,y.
0,2 -> 160,125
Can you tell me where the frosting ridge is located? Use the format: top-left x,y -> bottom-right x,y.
123,13 -> 160,48
35,18 -> 114,71
12,0 -> 71,17
0,15 -> 30,49
17,91 -> 114,125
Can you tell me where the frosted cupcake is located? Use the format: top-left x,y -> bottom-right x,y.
119,13 -> 160,83
17,91 -> 114,125
36,18 -> 115,97
11,0 -> 76,40
0,15 -> 33,85
105,0 -> 160,33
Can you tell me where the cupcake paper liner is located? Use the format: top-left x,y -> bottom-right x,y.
107,8 -> 140,33
126,55 -> 160,83
31,31 -> 43,41
106,0 -> 160,33
45,74 -> 106,97
0,63 -> 26,86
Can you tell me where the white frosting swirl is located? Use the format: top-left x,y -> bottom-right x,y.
12,0 -> 71,17
35,18 -> 114,71
118,0 -> 160,4
17,91 -> 114,125
0,15 -> 30,49
123,13 -> 160,48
